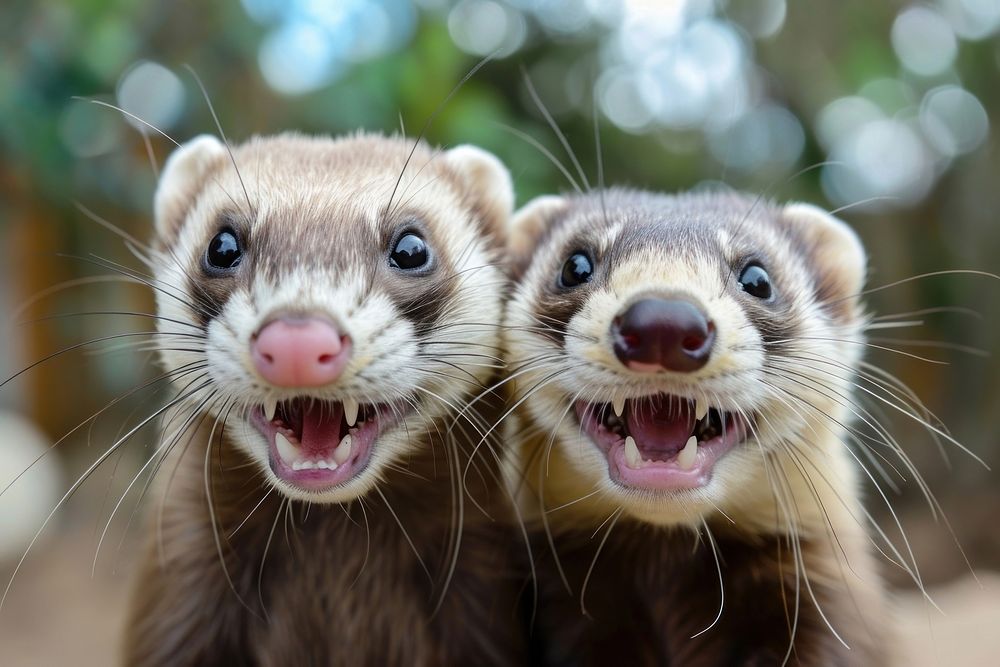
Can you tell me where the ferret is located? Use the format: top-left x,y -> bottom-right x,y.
123,132 -> 526,665
503,189 -> 891,665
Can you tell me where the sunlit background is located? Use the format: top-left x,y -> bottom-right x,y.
1,1 -> 999,664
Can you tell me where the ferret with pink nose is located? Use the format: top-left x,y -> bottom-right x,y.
503,190 -> 890,665
124,133 -> 525,665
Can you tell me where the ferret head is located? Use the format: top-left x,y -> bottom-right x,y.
152,132 -> 512,503
505,189 -> 867,527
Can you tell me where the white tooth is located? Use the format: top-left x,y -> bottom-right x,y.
695,398 -> 708,422
624,436 -> 641,469
292,460 -> 303,471
333,434 -> 353,464
326,460 -> 338,470
316,460 -> 329,470
301,460 -> 317,470
264,397 -> 277,421
343,398 -> 359,427
275,432 -> 298,464
613,395 -> 625,417
678,436 -> 698,470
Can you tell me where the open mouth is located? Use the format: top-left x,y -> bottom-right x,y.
576,393 -> 749,491
250,397 -> 404,492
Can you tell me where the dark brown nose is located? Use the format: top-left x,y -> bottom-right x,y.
611,298 -> 715,373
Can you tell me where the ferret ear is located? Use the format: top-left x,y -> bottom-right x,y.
443,145 -> 514,243
509,195 -> 567,279
155,134 -> 226,240
782,202 -> 867,311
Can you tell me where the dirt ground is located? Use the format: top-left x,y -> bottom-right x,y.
0,525 -> 133,666
893,571 -> 1000,667
2,527 -> 999,666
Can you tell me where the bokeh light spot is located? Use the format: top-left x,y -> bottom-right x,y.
447,0 -> 526,57
597,67 -> 656,132
59,102 -> 124,157
815,96 -> 884,151
920,85 -> 990,157
726,0 -> 787,39
115,61 -> 185,133
891,6 -> 958,76
708,104 -> 804,172
823,118 -> 934,211
939,0 -> 1000,41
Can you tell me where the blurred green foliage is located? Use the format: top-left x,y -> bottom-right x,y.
0,0 -> 999,582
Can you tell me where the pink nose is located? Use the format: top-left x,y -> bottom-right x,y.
251,317 -> 351,387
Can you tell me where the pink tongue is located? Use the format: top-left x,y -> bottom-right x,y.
626,396 -> 696,457
298,401 -> 343,455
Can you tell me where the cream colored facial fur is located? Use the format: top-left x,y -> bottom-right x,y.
503,190 -> 870,534
151,132 -> 512,503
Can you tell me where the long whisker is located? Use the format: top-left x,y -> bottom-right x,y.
184,65 -> 256,218
579,507 -> 623,617
91,389 -> 220,574
521,65 -> 590,191
72,97 -> 182,146
374,486 -> 432,583
494,123 -> 582,194
833,269 -> 1000,306
202,395 -> 263,619
257,497 -> 287,623
0,361 -> 208,500
1,379 -> 212,609
383,53 -> 495,220
73,202 -> 156,256
690,520 -> 725,638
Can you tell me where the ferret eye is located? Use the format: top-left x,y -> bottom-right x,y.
389,232 -> 429,270
206,229 -> 242,271
559,252 -> 593,288
739,263 -> 772,300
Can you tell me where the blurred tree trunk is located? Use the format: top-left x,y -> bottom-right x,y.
4,172 -> 73,443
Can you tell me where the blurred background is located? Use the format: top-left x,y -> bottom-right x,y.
1,0 -> 998,664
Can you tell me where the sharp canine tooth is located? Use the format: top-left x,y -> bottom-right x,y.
695,398 -> 708,422
624,436 -> 641,469
264,397 -> 277,421
343,398 -> 359,427
678,436 -> 698,470
275,432 -> 298,464
333,434 -> 353,464
613,396 -> 625,417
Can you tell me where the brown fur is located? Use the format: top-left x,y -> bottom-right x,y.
513,428 -> 887,667
127,132 -> 523,664
503,189 -> 890,665
124,403 -> 527,666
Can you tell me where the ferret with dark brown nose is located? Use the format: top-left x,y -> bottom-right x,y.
503,189 -> 895,665
123,132 -> 525,665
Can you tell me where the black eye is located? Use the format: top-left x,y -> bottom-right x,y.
739,263 -> 772,300
559,252 -> 593,288
389,232 -> 429,270
206,229 -> 242,271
